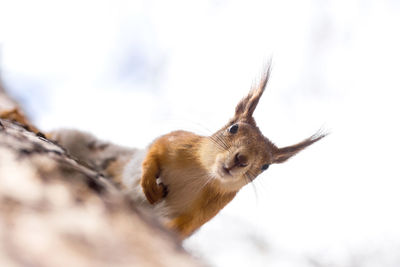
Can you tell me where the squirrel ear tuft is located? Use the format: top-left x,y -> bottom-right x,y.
272,131 -> 327,163
233,64 -> 271,122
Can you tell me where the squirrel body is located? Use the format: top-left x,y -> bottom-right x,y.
139,130 -> 238,237
49,66 -> 326,239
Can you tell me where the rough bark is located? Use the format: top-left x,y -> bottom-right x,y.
0,81 -> 39,133
0,91 -> 203,267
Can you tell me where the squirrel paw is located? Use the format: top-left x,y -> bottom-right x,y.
142,181 -> 168,204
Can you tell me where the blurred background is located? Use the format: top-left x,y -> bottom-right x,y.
1,0 -> 400,266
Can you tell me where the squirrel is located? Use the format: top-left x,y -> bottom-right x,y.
5,65 -> 326,239
131,66 -> 326,238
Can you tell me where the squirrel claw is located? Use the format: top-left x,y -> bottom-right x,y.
160,182 -> 169,198
143,182 -> 168,204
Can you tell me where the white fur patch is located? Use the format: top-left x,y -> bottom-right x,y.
122,149 -> 146,188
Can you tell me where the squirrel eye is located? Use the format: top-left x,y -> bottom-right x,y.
261,164 -> 269,171
228,124 -> 239,134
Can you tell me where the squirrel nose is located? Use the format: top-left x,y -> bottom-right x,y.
235,153 -> 248,167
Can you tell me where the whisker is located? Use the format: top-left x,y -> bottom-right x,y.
245,171 -> 259,204
209,135 -> 225,150
196,174 -> 216,193
218,134 -> 230,150
209,136 -> 226,151
213,133 -> 229,150
217,133 -> 230,149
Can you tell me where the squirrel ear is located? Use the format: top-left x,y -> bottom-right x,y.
233,65 -> 271,123
272,132 -> 327,163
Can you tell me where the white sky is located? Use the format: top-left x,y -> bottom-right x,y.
1,0 -> 400,266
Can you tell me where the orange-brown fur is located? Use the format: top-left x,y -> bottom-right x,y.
141,66 -> 326,238
166,185 -> 237,238
141,131 -> 239,238
0,107 -> 39,133
0,84 -> 40,133
1,67 -> 326,239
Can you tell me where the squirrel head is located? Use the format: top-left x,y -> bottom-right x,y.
200,66 -> 326,192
